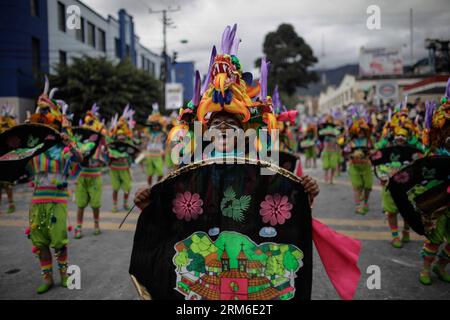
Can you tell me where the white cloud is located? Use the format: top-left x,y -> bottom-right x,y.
83,0 -> 450,75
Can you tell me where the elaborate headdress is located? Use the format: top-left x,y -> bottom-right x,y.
146,103 -> 164,126
381,104 -> 419,142
195,24 -> 260,124
0,104 -> 17,134
176,25 -> 277,133
109,104 -> 134,140
346,105 -> 371,137
29,75 -> 64,131
81,103 -> 106,134
422,77 -> 450,153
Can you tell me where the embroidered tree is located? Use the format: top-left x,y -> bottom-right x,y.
174,249 -> 190,272
186,252 -> 206,277
265,255 -> 284,280
190,234 -> 218,257
283,251 -> 299,287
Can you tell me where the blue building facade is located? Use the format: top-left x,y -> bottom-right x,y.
0,0 -> 161,121
168,61 -> 195,103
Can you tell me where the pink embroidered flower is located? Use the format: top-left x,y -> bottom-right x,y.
259,194 -> 293,226
89,134 -> 99,142
172,192 -> 204,221
371,150 -> 382,161
394,171 -> 410,184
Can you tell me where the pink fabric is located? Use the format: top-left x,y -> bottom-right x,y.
312,218 -> 361,300
295,159 -> 303,177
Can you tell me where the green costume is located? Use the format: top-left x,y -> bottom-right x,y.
143,130 -> 165,177
75,170 -> 102,209
30,202 -> 68,248
322,137 -> 340,170
109,161 -> 132,193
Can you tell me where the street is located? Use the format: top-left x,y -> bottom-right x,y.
1,163 -> 448,300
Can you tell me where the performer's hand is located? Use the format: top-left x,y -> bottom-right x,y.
134,187 -> 151,210
300,175 -> 319,206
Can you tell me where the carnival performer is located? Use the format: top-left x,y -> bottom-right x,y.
132,25 -> 362,300
27,78 -> 82,293
318,115 -> 340,184
108,106 -> 135,212
301,122 -> 318,169
73,103 -> 108,239
142,104 -> 166,186
344,107 -> 374,215
416,86 -> 450,285
0,104 -> 17,213
374,106 -> 423,248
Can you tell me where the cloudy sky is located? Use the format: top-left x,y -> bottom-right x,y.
83,0 -> 450,75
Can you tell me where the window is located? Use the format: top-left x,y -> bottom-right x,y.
115,38 -> 121,58
125,44 -> 130,58
141,55 -> 145,70
31,0 -> 39,17
87,22 -> 96,47
98,28 -> 106,52
150,62 -> 155,77
57,2 -> 66,32
59,51 -> 67,66
31,37 -> 41,79
75,17 -> 85,42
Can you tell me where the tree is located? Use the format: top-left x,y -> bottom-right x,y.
174,249 -> 190,272
49,56 -> 162,124
255,24 -> 318,97
283,251 -> 299,287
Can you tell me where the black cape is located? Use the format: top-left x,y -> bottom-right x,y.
387,155 -> 450,235
130,157 -> 312,300
0,124 -> 61,182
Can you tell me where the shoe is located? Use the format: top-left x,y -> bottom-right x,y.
60,273 -> 69,288
74,226 -> 82,239
401,231 -> 410,243
7,204 -> 15,214
37,281 -> 54,294
433,265 -> 450,283
355,205 -> 365,215
391,237 -> 403,249
94,228 -> 101,236
362,203 -> 369,214
419,272 -> 432,285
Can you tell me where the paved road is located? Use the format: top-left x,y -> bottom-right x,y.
0,163 -> 449,300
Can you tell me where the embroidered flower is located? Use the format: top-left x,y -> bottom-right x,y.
371,150 -> 382,161
394,171 -> 410,184
172,192 -> 204,221
259,194 -> 293,226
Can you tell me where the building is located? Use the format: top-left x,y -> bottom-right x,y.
0,0 -> 162,121
168,61 -> 195,103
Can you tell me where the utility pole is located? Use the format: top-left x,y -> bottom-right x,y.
149,5 -> 180,112
410,8 -> 414,66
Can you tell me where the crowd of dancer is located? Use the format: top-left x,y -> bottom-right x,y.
0,22 -> 448,297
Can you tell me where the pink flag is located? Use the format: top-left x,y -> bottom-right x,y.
312,218 -> 362,300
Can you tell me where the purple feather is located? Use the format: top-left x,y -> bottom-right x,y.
230,38 -> 241,56
272,86 -> 281,112
192,70 -> 201,106
220,25 -> 231,54
201,46 -> 217,94
91,103 -> 99,115
226,24 -> 237,54
446,77 -> 450,99
79,119 -> 83,126
259,57 -> 269,101
424,100 -> 436,129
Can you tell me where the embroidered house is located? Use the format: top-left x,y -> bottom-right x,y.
173,231 -> 303,300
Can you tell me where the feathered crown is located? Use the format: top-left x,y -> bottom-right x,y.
0,104 -> 17,133
346,105 -> 371,137
82,103 -> 106,134
109,104 -> 134,139
176,25 -> 278,131
422,77 -> 450,150
146,103 -> 164,125
30,75 -> 64,130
